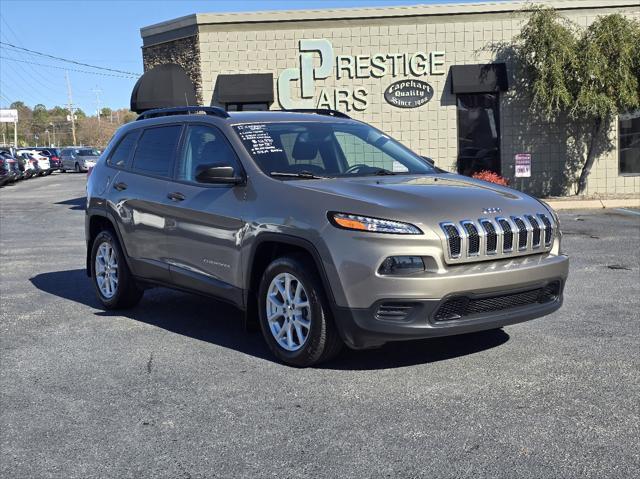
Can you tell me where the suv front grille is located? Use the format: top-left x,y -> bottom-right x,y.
440,213 -> 554,263
434,281 -> 561,321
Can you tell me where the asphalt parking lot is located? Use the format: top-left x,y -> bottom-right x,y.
1,173 -> 639,479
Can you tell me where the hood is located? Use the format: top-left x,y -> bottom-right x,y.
290,173 -> 545,224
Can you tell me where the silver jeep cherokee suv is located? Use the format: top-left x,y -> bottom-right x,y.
86,107 -> 569,367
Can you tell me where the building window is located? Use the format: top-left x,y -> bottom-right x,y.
226,103 -> 270,111
456,93 -> 501,177
619,111 -> 640,175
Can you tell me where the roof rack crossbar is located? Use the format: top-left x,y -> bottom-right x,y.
136,106 -> 230,121
285,109 -> 351,119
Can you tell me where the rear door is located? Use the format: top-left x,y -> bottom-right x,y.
106,124 -> 182,282
163,123 -> 246,304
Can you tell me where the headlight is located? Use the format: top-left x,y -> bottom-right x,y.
328,212 -> 422,235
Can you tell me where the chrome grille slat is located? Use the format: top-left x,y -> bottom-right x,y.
526,215 -> 541,248
538,214 -> 553,246
461,221 -> 480,256
440,223 -> 462,259
511,216 -> 528,251
480,219 -> 498,254
497,217 -> 514,252
440,213 -> 555,263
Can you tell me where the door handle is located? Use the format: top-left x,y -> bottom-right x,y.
167,192 -> 185,202
113,182 -> 128,191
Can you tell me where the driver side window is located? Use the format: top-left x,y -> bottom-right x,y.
177,125 -> 240,182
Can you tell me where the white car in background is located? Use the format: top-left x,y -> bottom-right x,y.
16,150 -> 51,176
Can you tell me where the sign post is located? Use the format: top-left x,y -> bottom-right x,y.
0,109 -> 19,147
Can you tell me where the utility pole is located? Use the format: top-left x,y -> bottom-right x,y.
66,71 -> 77,145
91,86 -> 102,124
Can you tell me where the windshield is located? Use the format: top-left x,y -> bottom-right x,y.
233,122 -> 435,178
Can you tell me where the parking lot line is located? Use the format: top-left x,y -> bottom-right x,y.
615,208 -> 640,216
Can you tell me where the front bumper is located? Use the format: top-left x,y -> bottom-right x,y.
331,254 -> 569,349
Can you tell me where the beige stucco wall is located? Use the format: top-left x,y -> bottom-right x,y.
148,1 -> 640,197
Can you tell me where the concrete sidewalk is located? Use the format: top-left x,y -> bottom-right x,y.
543,197 -> 640,211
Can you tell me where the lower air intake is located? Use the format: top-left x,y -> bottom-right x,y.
434,281 -> 561,321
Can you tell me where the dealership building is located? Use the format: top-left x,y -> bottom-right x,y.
137,0 -> 640,197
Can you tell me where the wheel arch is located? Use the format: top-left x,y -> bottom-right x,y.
245,234 -> 341,320
85,210 -> 132,277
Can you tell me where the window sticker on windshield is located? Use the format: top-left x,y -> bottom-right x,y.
235,124 -> 284,156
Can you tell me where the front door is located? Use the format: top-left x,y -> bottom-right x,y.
164,124 -> 246,306
456,93 -> 501,177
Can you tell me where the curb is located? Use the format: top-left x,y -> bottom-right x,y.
544,198 -> 640,211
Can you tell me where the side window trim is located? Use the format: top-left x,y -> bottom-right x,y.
129,123 -> 184,180
173,122 -> 245,187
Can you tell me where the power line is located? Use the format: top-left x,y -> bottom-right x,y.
0,55 -> 138,79
0,41 -> 141,76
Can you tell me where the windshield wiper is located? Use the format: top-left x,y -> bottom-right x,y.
270,171 -> 327,179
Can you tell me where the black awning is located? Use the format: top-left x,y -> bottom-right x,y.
450,63 -> 508,94
130,63 -> 197,113
215,73 -> 274,104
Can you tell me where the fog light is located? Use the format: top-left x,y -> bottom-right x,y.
378,256 -> 425,275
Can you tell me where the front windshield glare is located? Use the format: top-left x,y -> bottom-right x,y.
233,122 -> 435,177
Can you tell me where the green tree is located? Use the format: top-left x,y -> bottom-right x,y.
516,7 -> 640,195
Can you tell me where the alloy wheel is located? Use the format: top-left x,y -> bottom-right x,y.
95,241 -> 118,299
266,272 -> 312,351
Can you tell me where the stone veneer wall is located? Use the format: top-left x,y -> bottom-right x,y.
142,35 -> 203,105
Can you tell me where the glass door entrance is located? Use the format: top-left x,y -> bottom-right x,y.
456,93 -> 501,177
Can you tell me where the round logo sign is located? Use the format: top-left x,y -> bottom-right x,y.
384,79 -> 434,108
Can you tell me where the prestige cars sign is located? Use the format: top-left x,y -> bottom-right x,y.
384,80 -> 434,108
277,39 -> 445,112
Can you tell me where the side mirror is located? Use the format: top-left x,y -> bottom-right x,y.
421,156 -> 435,166
195,163 -> 245,185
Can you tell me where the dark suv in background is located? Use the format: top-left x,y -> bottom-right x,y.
86,107 -> 568,366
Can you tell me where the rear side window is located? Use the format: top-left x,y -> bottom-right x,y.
108,131 -> 140,168
131,125 -> 182,177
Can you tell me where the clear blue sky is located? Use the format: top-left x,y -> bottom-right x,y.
0,0 -> 501,114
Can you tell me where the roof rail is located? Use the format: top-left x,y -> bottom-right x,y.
136,106 -> 230,121
285,109 -> 351,119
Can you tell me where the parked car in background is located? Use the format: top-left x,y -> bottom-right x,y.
15,150 -> 48,177
0,157 -> 12,186
60,147 -> 100,173
0,150 -> 22,181
31,147 -> 62,170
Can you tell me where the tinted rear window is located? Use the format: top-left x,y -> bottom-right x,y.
108,131 -> 140,168
131,125 -> 181,177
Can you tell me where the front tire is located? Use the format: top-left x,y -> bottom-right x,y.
258,255 -> 343,367
90,229 -> 143,309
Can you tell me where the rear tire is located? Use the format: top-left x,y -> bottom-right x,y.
258,255 -> 343,367
90,229 -> 143,309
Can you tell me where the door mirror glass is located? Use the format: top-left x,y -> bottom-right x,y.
195,163 -> 244,184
